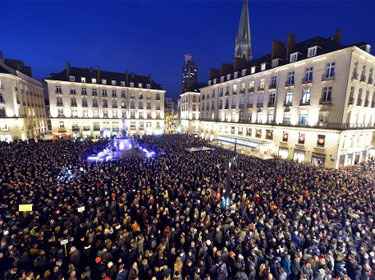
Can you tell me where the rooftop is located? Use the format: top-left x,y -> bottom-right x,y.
46,65 -> 163,90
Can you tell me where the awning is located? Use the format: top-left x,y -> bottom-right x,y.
216,135 -> 270,149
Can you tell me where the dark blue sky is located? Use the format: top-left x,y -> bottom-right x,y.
2,0 -> 375,98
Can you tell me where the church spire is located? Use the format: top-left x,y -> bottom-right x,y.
234,0 -> 252,62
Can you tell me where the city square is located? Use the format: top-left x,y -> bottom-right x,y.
1,0 -> 375,279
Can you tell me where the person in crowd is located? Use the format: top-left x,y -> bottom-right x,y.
0,135 -> 374,279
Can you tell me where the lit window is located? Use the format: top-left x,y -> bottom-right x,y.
298,133 -> 305,144
92,78 -> 97,84
112,80 -> 116,86
317,135 -> 325,147
261,63 -> 266,71
81,77 -> 86,83
307,46 -> 317,58
69,75 -> 75,82
251,66 -> 256,74
102,79 -> 107,84
290,52 -> 299,62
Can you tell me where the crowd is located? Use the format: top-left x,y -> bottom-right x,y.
0,135 -> 374,280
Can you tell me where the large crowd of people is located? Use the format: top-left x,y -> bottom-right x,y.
0,135 -> 374,280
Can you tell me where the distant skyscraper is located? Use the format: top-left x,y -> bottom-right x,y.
181,54 -> 198,93
234,0 -> 252,61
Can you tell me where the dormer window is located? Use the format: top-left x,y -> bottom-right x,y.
213,78 -> 217,84
92,78 -> 97,84
307,46 -> 318,58
81,77 -> 86,83
121,81 -> 126,86
251,66 -> 256,74
102,79 -> 107,85
272,59 -> 280,68
234,72 -> 238,79
111,80 -> 116,86
208,80 -> 212,86
241,69 -> 247,76
290,52 -> 299,63
130,82 -> 134,87
261,63 -> 266,71
69,75 -> 75,82
138,83 -> 143,88
146,83 -> 151,89
220,76 -> 225,82
226,74 -> 231,80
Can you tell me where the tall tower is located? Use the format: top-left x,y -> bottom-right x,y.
234,0 -> 252,62
181,54 -> 198,93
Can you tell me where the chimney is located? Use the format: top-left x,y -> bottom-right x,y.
333,29 -> 342,45
209,68 -> 220,80
286,33 -> 296,59
65,62 -> 71,78
272,40 -> 286,59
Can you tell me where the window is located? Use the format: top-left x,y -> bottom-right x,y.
298,133 -> 305,144
321,87 -> 332,104
282,132 -> 288,142
146,83 -> 151,89
249,81 -> 255,92
111,80 -> 116,86
361,65 -> 367,82
317,135 -> 325,147
81,77 -> 86,83
155,93 -> 160,100
348,87 -> 355,105
267,111 -> 274,123
70,88 -> 76,95
130,82 -> 134,87
369,68 -> 373,84
251,66 -> 256,74
307,46 -> 317,58
365,91 -> 370,107
285,91 -> 293,106
102,79 -> 107,85
0,94 -> 5,104
357,89 -> 363,106
266,130 -> 273,140
324,62 -> 335,79
81,87 -> 87,95
270,76 -> 277,89
138,83 -> 143,88
301,88 -> 311,105
92,88 -> 97,96
92,78 -> 97,84
246,128 -> 252,136
241,69 -> 247,76
59,121 -> 64,129
261,63 -> 266,71
290,52 -> 299,62
82,98 -> 88,107
56,97 -> 63,106
69,75 -> 75,82
286,71 -> 295,86
0,108 -> 6,117
102,99 -> 108,108
112,90 -> 117,97
102,89 -> 108,97
70,97 -> 77,107
55,86 -> 62,94
304,67 -> 313,83
259,79 -> 265,91
112,100 -> 118,108
283,112 -> 291,124
298,112 -> 308,126
233,84 -> 238,94
57,108 -> 64,117
138,102 -> 143,109
268,92 -> 276,106
255,129 -> 262,138
92,99 -> 98,107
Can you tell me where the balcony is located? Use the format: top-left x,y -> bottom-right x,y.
360,75 -> 367,82
267,101 -> 275,107
302,78 -> 313,84
319,99 -> 332,105
240,89 -> 246,94
321,74 -> 335,81
256,102 -> 264,108
268,83 -> 277,89
348,97 -> 354,105
285,81 -> 295,87
356,99 -> 363,106
257,86 -> 265,91
299,100 -> 311,106
248,87 -> 255,93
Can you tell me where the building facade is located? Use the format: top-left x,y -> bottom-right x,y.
179,90 -> 200,133
198,37 -> 375,168
181,54 -> 198,93
0,57 -> 47,141
45,65 -> 165,138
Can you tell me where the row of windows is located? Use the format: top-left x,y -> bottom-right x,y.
351,62 -> 375,84
68,76 -> 152,89
202,63 -> 336,100
56,109 -> 161,119
55,86 -> 161,100
348,87 -> 375,107
56,97 -> 161,110
200,87 -> 334,111
228,126 -> 326,147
